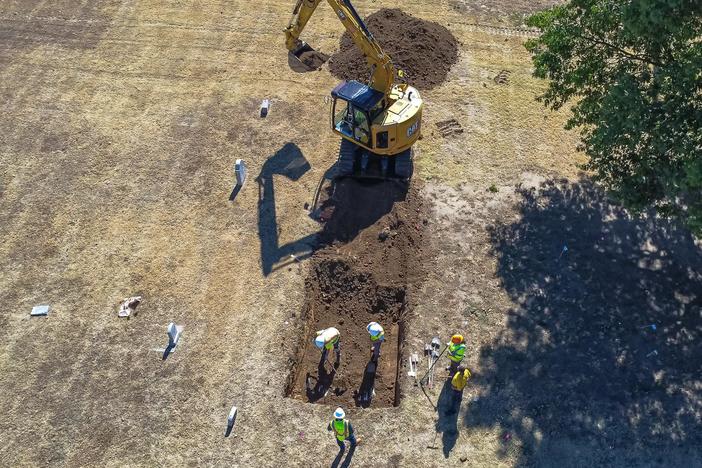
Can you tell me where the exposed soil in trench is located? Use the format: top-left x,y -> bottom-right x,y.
328,8 -> 459,90
286,178 -> 429,408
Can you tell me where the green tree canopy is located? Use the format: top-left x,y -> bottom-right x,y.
525,0 -> 702,234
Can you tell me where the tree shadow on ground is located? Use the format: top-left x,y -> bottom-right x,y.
465,178 -> 702,465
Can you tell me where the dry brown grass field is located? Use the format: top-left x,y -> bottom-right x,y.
1,1 -> 700,467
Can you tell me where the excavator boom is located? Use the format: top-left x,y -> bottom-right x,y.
285,0 -> 394,95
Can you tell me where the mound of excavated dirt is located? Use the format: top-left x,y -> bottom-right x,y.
286,179 -> 429,408
328,9 -> 459,90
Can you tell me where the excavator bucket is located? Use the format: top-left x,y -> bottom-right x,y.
288,41 -> 329,72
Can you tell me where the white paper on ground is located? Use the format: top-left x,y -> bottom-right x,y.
31,305 -> 50,316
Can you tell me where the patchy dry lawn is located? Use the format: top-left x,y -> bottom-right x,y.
1,1 -> 699,467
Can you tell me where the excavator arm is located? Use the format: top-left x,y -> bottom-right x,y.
284,0 -> 395,96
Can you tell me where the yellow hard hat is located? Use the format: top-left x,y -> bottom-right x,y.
451,334 -> 464,344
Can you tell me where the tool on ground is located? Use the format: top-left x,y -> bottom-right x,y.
426,337 -> 442,387
427,428 -> 440,449
408,352 -> 419,379
324,354 -> 337,374
420,343 -> 448,388
423,344 -> 433,387
284,0 -> 423,179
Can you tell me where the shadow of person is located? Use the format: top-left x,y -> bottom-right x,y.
306,357 -> 336,402
436,379 -> 461,458
330,448 -> 344,468
354,360 -> 377,408
340,444 -> 356,468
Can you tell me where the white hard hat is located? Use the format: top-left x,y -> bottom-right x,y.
334,407 -> 345,419
367,321 -> 382,336
314,335 -> 325,349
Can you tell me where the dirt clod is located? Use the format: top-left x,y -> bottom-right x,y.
298,50 -> 329,70
329,9 -> 459,90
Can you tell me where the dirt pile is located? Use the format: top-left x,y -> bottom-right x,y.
328,8 -> 459,90
286,179 -> 428,408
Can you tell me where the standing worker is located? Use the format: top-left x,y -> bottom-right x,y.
366,321 -> 385,363
315,327 -> 341,367
446,334 -> 466,375
327,407 -> 357,452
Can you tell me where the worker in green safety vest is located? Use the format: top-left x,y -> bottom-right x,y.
315,327 -> 341,368
327,407 -> 357,452
446,334 -> 466,376
366,321 -> 385,363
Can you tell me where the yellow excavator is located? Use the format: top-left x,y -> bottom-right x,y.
284,0 -> 423,179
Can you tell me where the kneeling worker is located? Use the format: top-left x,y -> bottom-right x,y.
327,407 -> 357,452
446,334 -> 467,375
451,365 -> 472,408
451,366 -> 471,393
315,327 -> 341,367
366,321 -> 385,363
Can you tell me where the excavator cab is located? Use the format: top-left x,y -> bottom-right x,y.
330,80 -> 414,179
331,80 -> 383,150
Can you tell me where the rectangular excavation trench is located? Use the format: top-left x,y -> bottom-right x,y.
285,259 -> 407,408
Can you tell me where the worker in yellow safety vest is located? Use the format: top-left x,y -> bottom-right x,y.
315,327 -> 341,367
451,366 -> 471,392
446,334 -> 466,375
367,321 -> 385,363
450,366 -> 472,408
327,407 -> 357,451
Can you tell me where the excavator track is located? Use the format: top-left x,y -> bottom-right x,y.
336,138 -> 413,180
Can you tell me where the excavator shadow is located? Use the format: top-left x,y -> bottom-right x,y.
315,175 -> 409,245
257,142 -> 409,275
256,142 -> 315,276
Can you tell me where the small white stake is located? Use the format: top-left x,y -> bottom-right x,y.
234,159 -> 247,186
167,322 -> 183,348
260,99 -> 270,118
228,406 -> 238,427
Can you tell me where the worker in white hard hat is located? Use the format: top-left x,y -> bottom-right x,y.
366,321 -> 385,363
327,407 -> 357,451
315,327 -> 341,367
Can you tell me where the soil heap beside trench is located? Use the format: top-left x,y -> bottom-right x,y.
328,8 -> 459,90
